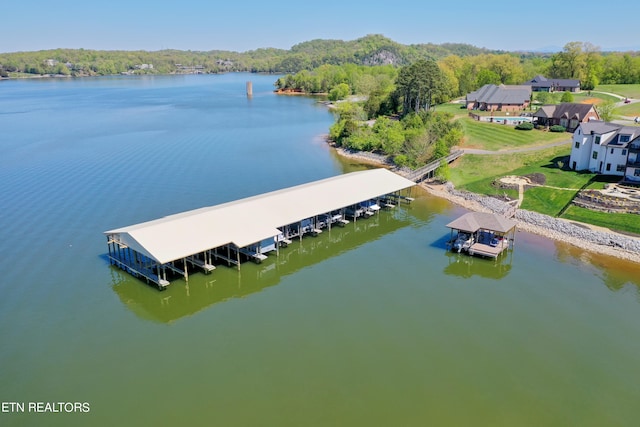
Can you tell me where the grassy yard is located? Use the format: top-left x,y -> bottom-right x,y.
594,84 -> 640,117
450,145 -> 570,190
614,102 -> 640,117
437,87 -> 640,234
450,146 -> 594,216
433,102 -> 468,118
520,187 -> 577,216
595,84 -> 640,99
561,206 -> 640,235
459,117 -> 569,150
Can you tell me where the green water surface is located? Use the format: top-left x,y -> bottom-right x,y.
1,74 -> 639,427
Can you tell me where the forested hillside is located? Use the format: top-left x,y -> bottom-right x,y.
0,34 -> 494,77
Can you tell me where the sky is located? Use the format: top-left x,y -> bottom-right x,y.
2,0 -> 639,54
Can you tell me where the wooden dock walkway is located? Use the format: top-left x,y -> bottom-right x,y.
403,150 -> 464,183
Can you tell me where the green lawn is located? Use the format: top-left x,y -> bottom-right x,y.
459,117 -> 569,151
571,91 -> 619,104
433,102 -> 468,118
593,84 -> 640,117
450,146 -> 594,216
595,84 -> 640,99
451,146 -> 569,189
520,187 -> 577,216
439,88 -> 640,235
561,205 -> 640,235
614,102 -> 640,117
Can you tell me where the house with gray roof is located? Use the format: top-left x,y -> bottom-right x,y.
523,75 -> 580,92
465,84 -> 532,112
570,121 -> 640,181
533,103 -> 599,132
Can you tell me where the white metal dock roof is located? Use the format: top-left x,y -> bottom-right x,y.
105,168 -> 415,264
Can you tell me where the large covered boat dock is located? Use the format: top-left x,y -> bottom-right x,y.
105,168 -> 415,289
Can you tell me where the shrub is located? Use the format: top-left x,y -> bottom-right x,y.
393,154 -> 409,167
560,91 -> 574,103
515,122 -> 534,130
550,125 -> 566,132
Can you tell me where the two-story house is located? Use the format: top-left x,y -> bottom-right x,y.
570,121 -> 640,179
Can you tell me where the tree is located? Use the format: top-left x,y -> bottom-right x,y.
535,92 -> 551,104
395,59 -> 448,116
475,69 -> 501,87
435,159 -> 451,182
328,83 -> 350,101
550,42 -> 585,78
596,101 -> 615,122
373,117 -> 405,155
560,91 -> 574,102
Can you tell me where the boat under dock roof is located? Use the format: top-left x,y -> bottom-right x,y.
105,168 -> 416,265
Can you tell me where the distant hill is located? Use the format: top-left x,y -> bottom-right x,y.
0,34 -> 502,77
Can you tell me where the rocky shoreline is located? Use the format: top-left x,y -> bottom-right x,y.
426,182 -> 640,263
333,146 -> 640,263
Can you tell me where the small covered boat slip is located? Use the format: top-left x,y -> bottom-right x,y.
445,212 -> 517,258
105,168 -> 415,289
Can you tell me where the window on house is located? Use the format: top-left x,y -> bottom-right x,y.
575,141 -> 580,149
617,164 -> 625,172
592,151 -> 598,159
635,169 -> 640,177
595,136 -> 601,145
620,135 -> 630,143
611,148 -> 614,154
606,163 -> 611,171
623,149 -> 627,155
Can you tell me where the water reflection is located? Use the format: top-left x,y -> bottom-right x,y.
442,250 -> 513,279
111,208 -> 414,323
554,240 -> 640,291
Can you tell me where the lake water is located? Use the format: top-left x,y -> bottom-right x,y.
1,73 -> 639,426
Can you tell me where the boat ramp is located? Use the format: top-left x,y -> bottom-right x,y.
105,168 -> 415,289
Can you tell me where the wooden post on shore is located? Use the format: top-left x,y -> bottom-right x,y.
246,81 -> 253,97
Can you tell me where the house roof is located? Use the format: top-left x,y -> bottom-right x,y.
466,84 -> 531,105
577,120 -> 622,135
524,75 -> 580,89
533,103 -> 597,121
105,168 -> 416,264
603,126 -> 640,147
575,120 -> 640,147
446,212 -> 516,234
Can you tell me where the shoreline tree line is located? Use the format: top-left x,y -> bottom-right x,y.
2,36 -> 639,85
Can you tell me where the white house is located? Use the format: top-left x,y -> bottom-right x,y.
570,121 -> 640,177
